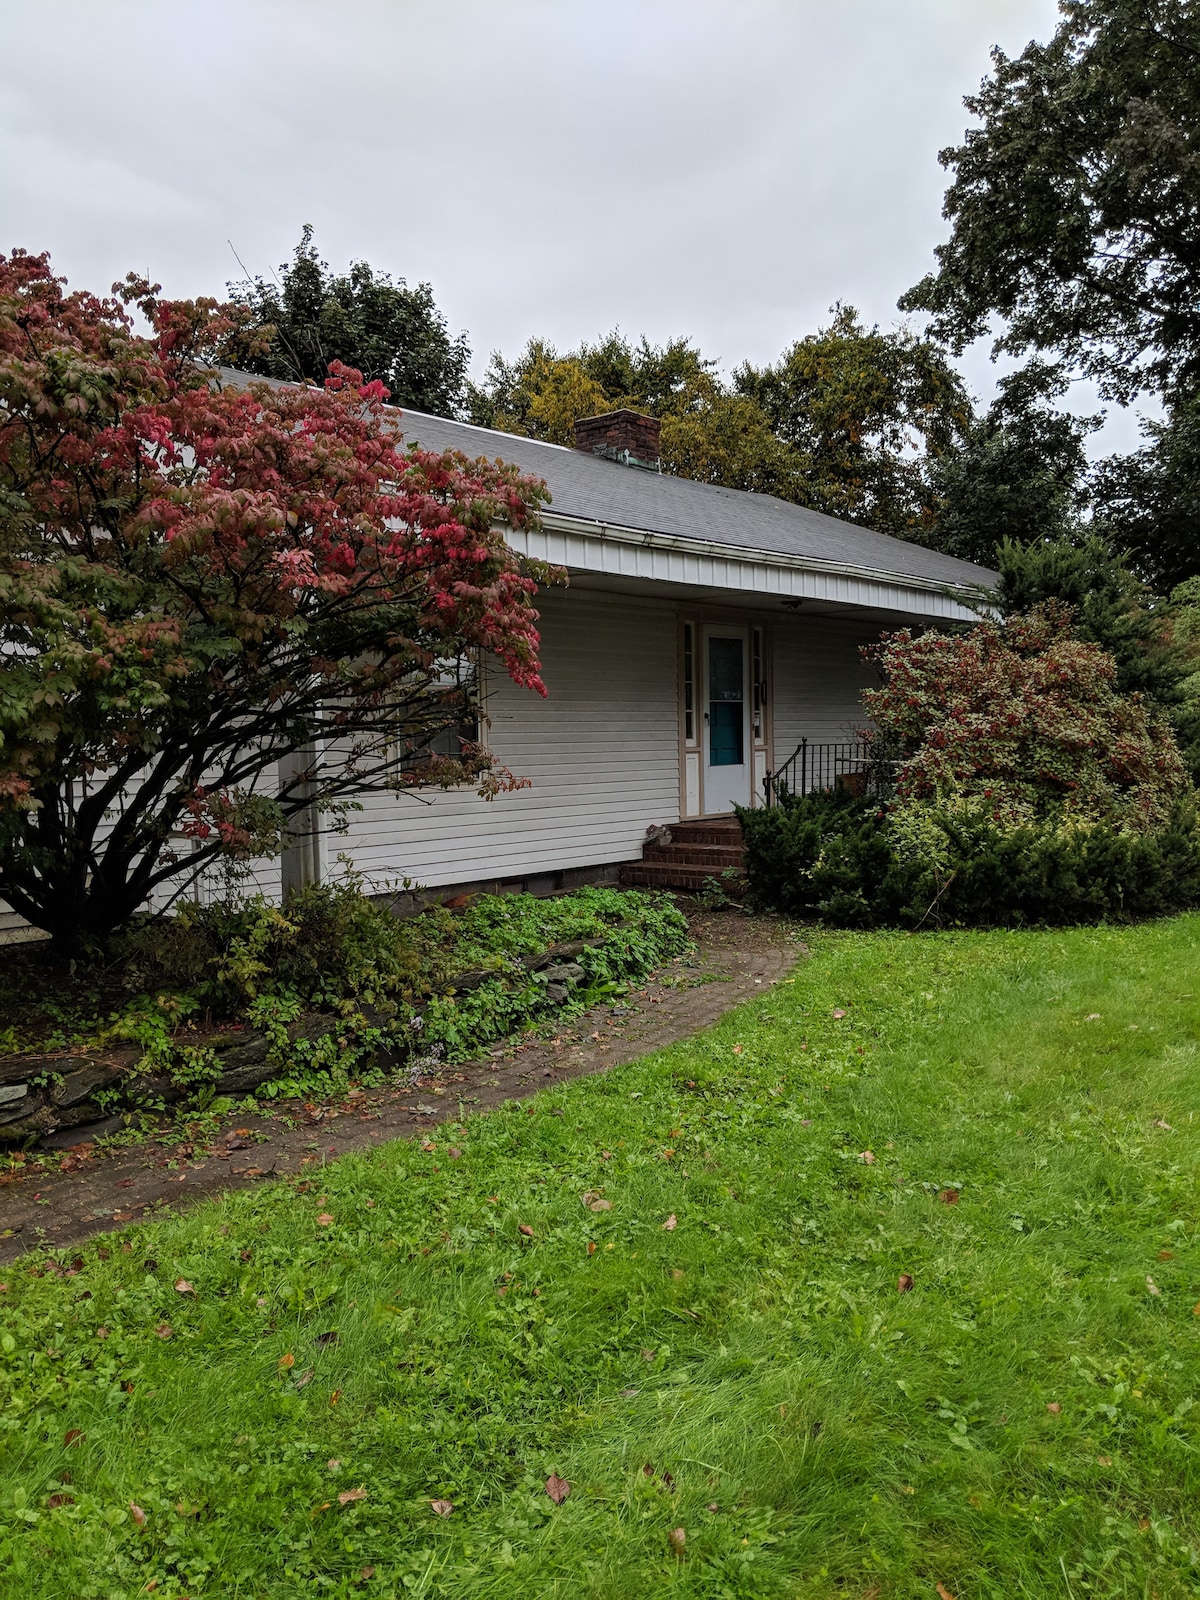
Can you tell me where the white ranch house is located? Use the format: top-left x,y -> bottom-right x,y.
0,405 -> 991,939
298,405 -> 989,900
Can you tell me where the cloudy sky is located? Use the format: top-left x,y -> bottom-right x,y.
2,0 -> 1139,447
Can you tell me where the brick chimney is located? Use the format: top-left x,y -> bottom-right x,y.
573,409 -> 661,471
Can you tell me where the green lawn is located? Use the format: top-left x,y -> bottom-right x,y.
3,917 -> 1200,1598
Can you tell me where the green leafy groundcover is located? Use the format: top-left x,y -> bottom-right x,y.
3,917 -> 1200,1596
0,885 -> 690,1101
738,790 -> 1200,928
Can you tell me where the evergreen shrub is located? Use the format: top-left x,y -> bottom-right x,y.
738,791 -> 1200,928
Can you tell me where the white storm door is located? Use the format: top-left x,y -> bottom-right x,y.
702,627 -> 751,814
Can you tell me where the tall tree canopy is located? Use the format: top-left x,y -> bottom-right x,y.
470,315 -> 980,538
0,249 -> 547,953
1093,395 -> 1200,588
922,364 -> 1094,565
901,0 -> 1200,404
733,305 -> 971,535
224,226 -> 472,416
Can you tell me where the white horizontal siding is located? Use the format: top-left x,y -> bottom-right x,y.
772,613 -> 878,756
333,588 -> 681,889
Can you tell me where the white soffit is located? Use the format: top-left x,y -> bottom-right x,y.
507,511 -> 989,624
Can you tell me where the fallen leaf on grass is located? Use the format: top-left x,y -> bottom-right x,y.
1045,1401 -> 1062,1414
667,1526 -> 686,1558
420,1140 -> 435,1153
315,1330 -> 339,1347
278,1352 -> 295,1372
706,1501 -> 718,1513
545,1473 -> 571,1504
1098,1454 -> 1112,1465
1155,1119 -> 1174,1131
327,1458 -> 340,1470
360,1568 -> 375,1581
587,1241 -> 596,1256
329,1389 -> 341,1406
448,1147 -> 463,1160
129,1502 -> 147,1527
1159,1249 -> 1174,1260
518,1224 -> 535,1237
294,1368 -> 315,1390
831,1009 -> 847,1020
662,1214 -> 677,1231
338,1487 -> 367,1505
858,1151 -> 875,1165
589,1199 -> 613,1213
938,1188 -> 960,1205
46,1494 -> 74,1509
935,1586 -> 956,1600
430,1499 -> 453,1517
316,1214 -> 334,1227
1146,1277 -> 1162,1295
897,1274 -> 914,1293
154,1324 -> 174,1340
63,1429 -> 84,1447
174,1278 -> 195,1296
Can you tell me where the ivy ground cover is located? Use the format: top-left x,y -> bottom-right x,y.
3,917 -> 1200,1597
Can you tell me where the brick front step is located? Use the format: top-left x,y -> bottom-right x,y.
621,862 -> 744,892
642,843 -> 745,871
669,820 -> 744,846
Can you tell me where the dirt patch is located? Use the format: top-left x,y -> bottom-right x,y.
0,905 -> 800,1262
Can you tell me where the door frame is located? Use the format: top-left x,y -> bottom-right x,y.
678,611 -> 773,818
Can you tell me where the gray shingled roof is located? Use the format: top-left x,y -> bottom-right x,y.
392,408 -> 997,592
220,372 -> 995,591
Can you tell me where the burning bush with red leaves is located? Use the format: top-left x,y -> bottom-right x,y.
0,249 -> 551,952
863,604 -> 1188,831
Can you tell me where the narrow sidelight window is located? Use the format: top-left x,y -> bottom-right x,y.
683,622 -> 695,743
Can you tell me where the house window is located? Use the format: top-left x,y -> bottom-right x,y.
387,654 -> 481,786
752,627 -> 765,742
683,623 -> 695,743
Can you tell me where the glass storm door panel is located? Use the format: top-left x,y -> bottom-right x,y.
703,628 -> 750,814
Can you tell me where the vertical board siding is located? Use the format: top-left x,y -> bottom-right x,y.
771,613 -> 878,757
333,589 -> 682,889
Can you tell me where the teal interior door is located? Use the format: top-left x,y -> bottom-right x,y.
702,627 -> 750,813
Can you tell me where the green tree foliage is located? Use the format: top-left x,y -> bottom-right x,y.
224,226 -> 471,415
733,305 -> 971,536
901,0 -> 1200,405
1093,394 -> 1200,589
923,365 -> 1093,564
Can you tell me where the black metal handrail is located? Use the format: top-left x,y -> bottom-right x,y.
763,738 -> 872,806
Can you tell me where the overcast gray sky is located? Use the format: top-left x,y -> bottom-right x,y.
1,0 -> 1142,450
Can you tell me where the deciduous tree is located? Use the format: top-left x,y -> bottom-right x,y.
0,250 -> 548,953
224,226 -> 472,416
901,0 -> 1200,404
